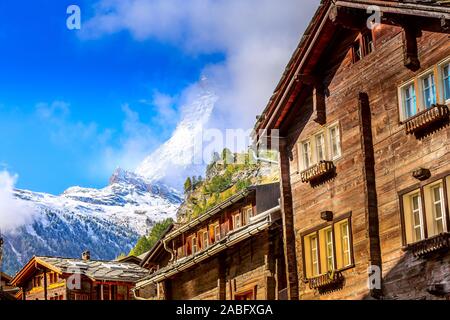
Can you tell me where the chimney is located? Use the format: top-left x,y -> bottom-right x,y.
82,250 -> 90,261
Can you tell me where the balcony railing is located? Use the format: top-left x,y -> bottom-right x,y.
308,270 -> 344,291
405,104 -> 449,135
407,233 -> 450,258
300,161 -> 335,183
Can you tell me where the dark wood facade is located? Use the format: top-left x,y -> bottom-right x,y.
135,183 -> 287,300
255,0 -> 450,300
11,254 -> 148,300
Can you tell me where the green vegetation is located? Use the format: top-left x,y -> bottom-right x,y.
128,218 -> 174,257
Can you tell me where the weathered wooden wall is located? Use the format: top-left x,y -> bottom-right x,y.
164,229 -> 284,300
283,23 -> 450,300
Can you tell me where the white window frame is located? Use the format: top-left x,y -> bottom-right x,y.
328,123 -> 342,160
410,193 -> 425,242
300,140 -> 312,170
244,206 -> 253,225
192,236 -> 197,254
202,231 -> 209,249
233,213 -> 242,229
399,81 -> 417,121
420,71 -> 437,109
214,224 -> 221,242
310,235 -> 320,277
325,228 -> 335,272
438,59 -> 450,104
431,184 -> 447,234
341,221 -> 352,267
315,132 -> 326,162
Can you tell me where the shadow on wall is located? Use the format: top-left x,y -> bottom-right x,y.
364,248 -> 450,300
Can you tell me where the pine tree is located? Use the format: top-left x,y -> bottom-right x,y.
184,177 -> 192,194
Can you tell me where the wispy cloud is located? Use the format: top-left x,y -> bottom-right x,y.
82,0 -> 319,136
0,170 -> 36,232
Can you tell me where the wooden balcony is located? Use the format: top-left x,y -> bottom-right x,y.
308,270 -> 344,293
300,161 -> 335,183
407,233 -> 450,258
405,104 -> 449,135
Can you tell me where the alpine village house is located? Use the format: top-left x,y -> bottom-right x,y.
134,183 -> 287,300
10,251 -> 148,300
254,0 -> 450,300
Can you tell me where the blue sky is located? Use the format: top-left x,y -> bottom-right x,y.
0,0 -> 317,194
0,0 -> 224,193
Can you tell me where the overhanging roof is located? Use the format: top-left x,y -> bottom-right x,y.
11,256 -> 149,286
254,0 -> 450,135
135,205 -> 281,289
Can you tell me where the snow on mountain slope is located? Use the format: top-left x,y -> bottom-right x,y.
136,87 -> 218,189
2,169 -> 181,275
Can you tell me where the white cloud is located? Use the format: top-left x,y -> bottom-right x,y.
98,104 -> 162,175
0,171 -> 36,232
82,0 -> 320,136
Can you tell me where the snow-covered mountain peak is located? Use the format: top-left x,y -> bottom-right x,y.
135,88 -> 218,189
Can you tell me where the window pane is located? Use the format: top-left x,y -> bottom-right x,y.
310,236 -> 319,276
443,64 -> 450,101
315,134 -> 325,162
411,194 -> 424,241
326,229 -> 334,271
341,221 -> 351,267
302,142 -> 311,169
422,73 -> 436,108
403,84 -> 417,118
363,33 -> 374,55
329,126 -> 341,159
432,185 -> 446,234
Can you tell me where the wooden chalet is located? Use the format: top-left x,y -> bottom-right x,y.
11,251 -> 149,300
254,0 -> 450,299
134,183 -> 287,300
0,272 -> 19,300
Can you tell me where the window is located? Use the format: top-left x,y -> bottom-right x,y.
363,32 -> 374,56
192,236 -> 197,254
298,123 -> 342,171
402,83 -> 417,119
310,235 -> 320,277
233,213 -> 242,229
244,206 -> 253,225
431,185 -> 446,234
302,216 -> 353,279
301,141 -> 312,169
402,178 -> 450,245
329,125 -> 341,160
214,224 -> 221,242
351,31 -> 374,63
202,231 -> 209,249
411,193 -> 425,242
399,57 -> 450,121
421,73 -> 436,108
340,221 -> 352,267
315,133 -> 326,162
442,63 -> 450,101
352,41 -> 362,63
325,228 -> 334,271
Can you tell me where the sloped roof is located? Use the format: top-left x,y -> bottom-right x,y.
12,256 -> 149,286
254,0 -> 450,133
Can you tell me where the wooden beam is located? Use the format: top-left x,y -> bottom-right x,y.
278,138 -> 299,300
329,5 -> 366,30
402,23 -> 421,71
358,92 -> 383,299
313,83 -> 326,125
43,270 -> 48,301
217,254 -> 226,300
